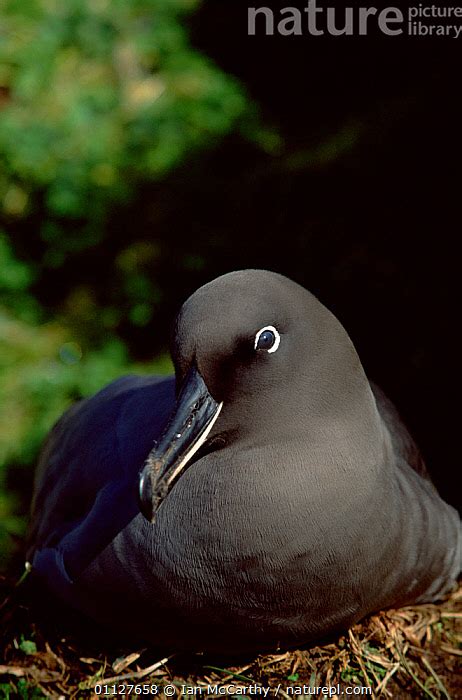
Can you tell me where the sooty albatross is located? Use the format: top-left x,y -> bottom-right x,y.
28,270 -> 461,653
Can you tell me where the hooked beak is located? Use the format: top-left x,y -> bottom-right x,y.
138,365 -> 223,522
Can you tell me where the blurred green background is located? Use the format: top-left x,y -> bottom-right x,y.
1,0 -> 460,568
0,0 -> 254,566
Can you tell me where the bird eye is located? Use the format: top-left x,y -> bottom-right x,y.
254,326 -> 280,353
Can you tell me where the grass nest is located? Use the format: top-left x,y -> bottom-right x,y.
0,573 -> 460,700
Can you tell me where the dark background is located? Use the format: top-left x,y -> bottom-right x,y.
185,1 -> 461,507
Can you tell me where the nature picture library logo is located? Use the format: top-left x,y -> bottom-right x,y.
247,2 -> 462,38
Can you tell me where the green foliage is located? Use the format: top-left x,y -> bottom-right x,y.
8,679 -> 45,699
0,231 -> 39,322
0,0 -> 252,570
0,0 -> 248,239
19,638 -> 37,656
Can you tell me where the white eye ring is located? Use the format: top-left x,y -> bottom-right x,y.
254,325 -> 281,354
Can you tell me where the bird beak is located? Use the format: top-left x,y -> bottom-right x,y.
138,365 -> 223,522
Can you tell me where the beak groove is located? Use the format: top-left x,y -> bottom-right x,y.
138,366 -> 222,522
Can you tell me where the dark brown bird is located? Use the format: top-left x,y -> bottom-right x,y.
28,270 -> 461,653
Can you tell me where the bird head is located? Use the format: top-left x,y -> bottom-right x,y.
138,269 -> 369,522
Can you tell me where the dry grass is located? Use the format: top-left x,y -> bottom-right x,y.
0,575 -> 460,700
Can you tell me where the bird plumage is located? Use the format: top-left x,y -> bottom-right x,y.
28,270 -> 460,653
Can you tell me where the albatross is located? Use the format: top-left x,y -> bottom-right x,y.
28,270 -> 461,652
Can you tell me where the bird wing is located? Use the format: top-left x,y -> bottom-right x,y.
370,381 -> 433,483
27,374 -> 176,575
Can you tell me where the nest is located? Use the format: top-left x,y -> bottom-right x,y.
1,575 -> 460,699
